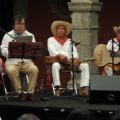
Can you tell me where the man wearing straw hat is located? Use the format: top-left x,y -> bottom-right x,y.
105,26 -> 120,75
47,21 -> 89,96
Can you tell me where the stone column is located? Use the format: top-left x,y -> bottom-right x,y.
68,0 -> 102,74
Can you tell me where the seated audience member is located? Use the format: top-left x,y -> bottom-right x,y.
17,113 -> 40,120
47,21 -> 89,96
67,109 -> 94,120
111,111 -> 120,120
1,15 -> 39,101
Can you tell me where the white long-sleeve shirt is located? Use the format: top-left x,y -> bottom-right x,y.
47,37 -> 78,59
1,30 -> 36,64
107,38 -> 120,52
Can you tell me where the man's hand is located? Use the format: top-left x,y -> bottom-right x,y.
57,54 -> 67,63
73,58 -> 80,69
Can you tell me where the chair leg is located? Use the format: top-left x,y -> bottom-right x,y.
74,83 -> 78,95
52,83 -> 55,95
71,72 -> 78,95
26,75 -> 29,84
1,73 -> 8,100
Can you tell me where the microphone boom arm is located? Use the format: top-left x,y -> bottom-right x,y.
0,27 -> 15,39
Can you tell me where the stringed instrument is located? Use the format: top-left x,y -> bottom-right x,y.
44,55 -> 95,71
44,56 -> 95,64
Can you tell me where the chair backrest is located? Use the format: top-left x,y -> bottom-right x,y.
43,48 -> 49,56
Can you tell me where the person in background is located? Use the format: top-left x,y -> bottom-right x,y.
1,15 -> 38,101
17,113 -> 40,120
67,109 -> 94,120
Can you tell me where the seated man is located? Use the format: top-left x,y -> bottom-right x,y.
105,26 -> 120,75
47,21 -> 89,96
1,15 -> 39,101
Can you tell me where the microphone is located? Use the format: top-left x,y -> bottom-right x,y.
15,32 -> 20,36
70,40 -> 80,46
14,32 -> 20,39
0,27 -> 21,41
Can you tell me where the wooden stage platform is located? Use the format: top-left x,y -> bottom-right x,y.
0,91 -> 120,120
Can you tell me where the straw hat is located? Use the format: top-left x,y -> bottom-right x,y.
51,21 -> 71,36
113,26 -> 120,34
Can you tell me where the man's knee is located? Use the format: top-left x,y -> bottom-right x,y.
80,63 -> 89,69
52,62 -> 60,69
30,65 -> 38,73
6,65 -> 17,74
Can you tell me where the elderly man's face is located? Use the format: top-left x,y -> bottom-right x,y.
55,25 -> 66,37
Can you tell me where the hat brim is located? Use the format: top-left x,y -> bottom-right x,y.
51,21 -> 71,36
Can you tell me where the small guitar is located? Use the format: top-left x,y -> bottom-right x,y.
44,56 -> 95,64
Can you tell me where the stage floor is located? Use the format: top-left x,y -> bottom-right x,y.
0,91 -> 120,120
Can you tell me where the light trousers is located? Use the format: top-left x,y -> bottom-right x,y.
6,61 -> 38,94
104,65 -> 113,76
51,62 -> 89,87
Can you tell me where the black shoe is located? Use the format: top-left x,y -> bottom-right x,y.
27,94 -> 35,101
18,93 -> 28,102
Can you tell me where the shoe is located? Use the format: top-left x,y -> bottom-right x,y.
18,93 -> 28,102
79,87 -> 89,96
27,93 -> 35,101
55,89 -> 60,96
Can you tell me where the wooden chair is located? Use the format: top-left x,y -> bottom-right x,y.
44,55 -> 71,95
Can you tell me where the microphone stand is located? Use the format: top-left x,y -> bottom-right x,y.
70,40 -> 78,96
111,39 -> 115,75
0,27 -> 15,40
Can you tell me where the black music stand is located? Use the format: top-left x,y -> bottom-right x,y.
9,42 -> 43,60
8,42 -> 43,96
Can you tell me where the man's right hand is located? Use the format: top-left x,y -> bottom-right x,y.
57,54 -> 67,63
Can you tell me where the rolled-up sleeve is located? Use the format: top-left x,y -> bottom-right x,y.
107,40 -> 119,52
